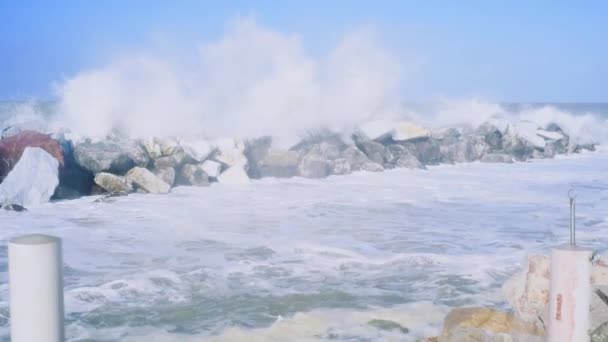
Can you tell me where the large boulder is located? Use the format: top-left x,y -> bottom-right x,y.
440,136 -> 489,164
217,165 -> 250,185
438,307 -> 544,342
476,118 -> 510,152
257,150 -> 300,178
502,255 -> 550,324
510,121 -> 546,149
176,164 -> 209,186
355,140 -> 392,166
298,151 -> 332,178
151,166 -> 176,187
140,138 -> 162,159
340,146 -> 374,171
398,138 -> 442,165
125,167 -> 170,194
93,172 -> 132,195
386,145 -> 425,169
0,147 -> 59,207
0,130 -> 64,182
74,140 -> 150,175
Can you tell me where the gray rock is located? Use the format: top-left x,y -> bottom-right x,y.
153,152 -> 185,169
74,140 -> 150,174
502,133 -> 536,161
177,164 -> 209,186
155,137 -> 182,157
140,138 -> 162,159
340,146 -> 372,171
331,158 -> 351,175
481,154 -> 514,163
152,166 -> 176,187
591,286 -> 608,334
387,144 -> 425,169
592,321 -> 608,342
93,172 -> 132,195
477,122 -> 506,152
126,167 -> 170,194
298,152 -> 332,178
257,150 -> 300,178
2,204 -> 27,212
394,138 -> 442,166
355,140 -> 392,165
368,319 -> 409,334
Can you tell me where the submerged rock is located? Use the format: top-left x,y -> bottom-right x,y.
74,140 -> 149,175
439,307 -> 544,342
0,147 -> 59,207
0,130 -> 64,181
177,164 -> 209,187
126,167 -> 170,194
93,172 -> 132,195
368,319 -> 409,334
481,154 -> 514,163
2,204 -> 27,212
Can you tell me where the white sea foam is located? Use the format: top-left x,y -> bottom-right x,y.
0,151 -> 607,340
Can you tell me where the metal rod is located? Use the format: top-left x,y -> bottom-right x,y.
569,190 -> 576,246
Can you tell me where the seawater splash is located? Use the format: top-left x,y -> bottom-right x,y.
52,19 -> 405,143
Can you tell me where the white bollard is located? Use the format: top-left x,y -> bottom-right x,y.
548,245 -> 591,342
8,234 -> 65,342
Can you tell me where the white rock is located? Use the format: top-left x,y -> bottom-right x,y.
511,121 -> 546,149
201,160 -> 222,178
502,255 -> 550,323
141,138 -> 162,159
392,121 -> 431,141
178,138 -> 213,162
213,139 -> 248,167
536,129 -> 565,141
0,147 -> 59,207
126,167 -> 170,194
217,166 -> 249,185
94,172 -> 132,194
154,137 -> 181,157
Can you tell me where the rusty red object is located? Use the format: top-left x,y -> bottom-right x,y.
0,130 -> 64,181
556,293 -> 563,321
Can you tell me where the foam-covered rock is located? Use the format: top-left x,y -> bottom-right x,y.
177,164 -> 209,186
218,165 -> 249,184
511,121 -> 546,149
178,138 -> 213,163
141,138 -> 162,159
126,167 -> 170,194
74,140 -> 149,174
0,147 -> 59,207
93,172 -> 132,195
213,139 -> 248,167
0,130 -> 64,181
201,160 -> 223,179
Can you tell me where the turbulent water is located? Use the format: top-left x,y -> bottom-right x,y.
0,102 -> 607,341
0,150 -> 607,341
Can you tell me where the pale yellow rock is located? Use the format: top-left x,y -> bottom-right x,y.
439,307 -> 544,342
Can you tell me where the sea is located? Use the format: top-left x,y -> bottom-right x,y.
0,102 -> 607,341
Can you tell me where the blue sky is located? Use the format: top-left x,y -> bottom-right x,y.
0,1 -> 606,102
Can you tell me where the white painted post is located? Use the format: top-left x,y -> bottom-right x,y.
8,234 -> 65,342
548,191 -> 591,342
548,245 -> 591,342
